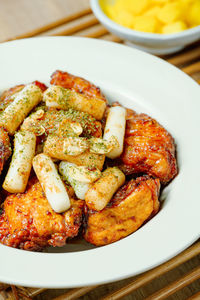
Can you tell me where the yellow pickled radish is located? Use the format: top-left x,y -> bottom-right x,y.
100,2 -> 116,20
186,1 -> 200,26
124,0 -> 149,15
112,10 -> 135,27
162,21 -> 187,34
100,0 -> 200,34
157,3 -> 182,24
151,0 -> 170,4
133,15 -> 158,33
180,0 -> 196,5
144,6 -> 161,17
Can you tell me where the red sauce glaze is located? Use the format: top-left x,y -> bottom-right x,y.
0,178 -> 84,251
32,80 -> 48,92
120,112 -> 177,184
50,70 -> 107,102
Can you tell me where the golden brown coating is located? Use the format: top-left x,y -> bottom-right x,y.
0,178 -> 84,251
50,70 -> 107,103
84,176 -> 160,246
120,111 -> 177,184
0,127 -> 11,175
43,108 -> 102,138
22,108 -> 102,139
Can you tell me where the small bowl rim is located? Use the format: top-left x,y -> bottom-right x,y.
91,0 -> 200,41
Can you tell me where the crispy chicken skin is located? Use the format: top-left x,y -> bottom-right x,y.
50,70 -> 107,103
84,176 -> 160,246
0,127 -> 11,175
120,111 -> 177,184
0,178 -> 84,251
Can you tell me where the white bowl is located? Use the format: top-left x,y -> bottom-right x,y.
91,0 -> 200,55
0,37 -> 200,288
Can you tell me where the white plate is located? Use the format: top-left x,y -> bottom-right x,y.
0,37 -> 199,288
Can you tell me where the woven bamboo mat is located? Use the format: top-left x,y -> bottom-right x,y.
0,1 -> 199,299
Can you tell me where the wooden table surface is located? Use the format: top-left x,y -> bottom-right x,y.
0,1 -> 199,299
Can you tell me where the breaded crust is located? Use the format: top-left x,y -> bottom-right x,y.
121,112 -> 177,184
84,176 -> 160,246
0,178 -> 84,251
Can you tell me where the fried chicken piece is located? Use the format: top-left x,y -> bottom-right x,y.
120,112 -> 177,184
84,176 -> 160,246
0,127 -> 11,175
50,70 -> 107,103
0,178 -> 84,251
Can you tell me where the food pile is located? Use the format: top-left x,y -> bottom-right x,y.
0,71 -> 177,251
101,0 -> 200,34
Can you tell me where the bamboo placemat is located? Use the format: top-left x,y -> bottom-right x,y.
0,1 -> 199,299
